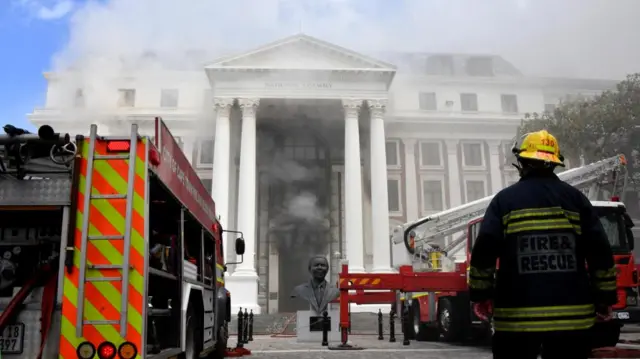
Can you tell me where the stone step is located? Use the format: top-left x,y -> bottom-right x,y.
228,312 -> 403,336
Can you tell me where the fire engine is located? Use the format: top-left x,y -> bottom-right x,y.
335,153 -> 637,350
0,118 -> 245,359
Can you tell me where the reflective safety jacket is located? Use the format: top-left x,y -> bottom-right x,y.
469,171 -> 617,332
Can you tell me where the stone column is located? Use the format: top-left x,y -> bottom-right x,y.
488,140 -> 503,194
212,98 -> 234,260
343,99 -> 365,273
402,138 -> 419,221
229,98 -> 260,314
445,140 -> 462,207
368,100 -> 393,272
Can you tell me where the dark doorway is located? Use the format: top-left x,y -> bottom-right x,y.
264,130 -> 331,313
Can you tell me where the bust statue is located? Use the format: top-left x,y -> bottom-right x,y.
291,255 -> 340,314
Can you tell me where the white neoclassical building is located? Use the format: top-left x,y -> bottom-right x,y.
29,34 -> 617,314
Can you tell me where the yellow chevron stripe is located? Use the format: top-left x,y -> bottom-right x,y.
359,278 -> 370,285
371,278 -> 381,285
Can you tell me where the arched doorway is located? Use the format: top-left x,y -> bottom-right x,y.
263,129 -> 332,312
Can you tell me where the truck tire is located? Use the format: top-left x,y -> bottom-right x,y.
209,322 -> 228,359
185,304 -> 203,359
410,300 -> 439,341
437,297 -> 466,342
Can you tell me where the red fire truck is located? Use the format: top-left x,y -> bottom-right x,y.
0,118 -> 244,358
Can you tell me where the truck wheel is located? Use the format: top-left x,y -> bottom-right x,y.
437,297 -> 465,342
185,305 -> 203,359
209,322 -> 228,359
410,300 -> 439,341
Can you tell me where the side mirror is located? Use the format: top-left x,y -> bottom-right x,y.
235,237 -> 245,255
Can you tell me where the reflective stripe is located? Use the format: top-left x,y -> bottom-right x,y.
60,137 -> 147,359
593,266 -> 617,291
502,207 -> 580,224
216,263 -> 225,284
494,317 -> 595,332
494,304 -> 594,318
468,266 -> 495,290
502,207 -> 581,235
505,219 -> 581,235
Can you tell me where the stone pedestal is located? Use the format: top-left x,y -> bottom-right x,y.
295,308 -> 341,343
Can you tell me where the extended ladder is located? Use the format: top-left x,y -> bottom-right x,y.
75,124 -> 140,338
395,154 -> 628,259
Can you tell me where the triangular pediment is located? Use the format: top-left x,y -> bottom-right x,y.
205,34 -> 396,70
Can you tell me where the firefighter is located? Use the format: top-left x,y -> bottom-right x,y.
469,130 -> 617,359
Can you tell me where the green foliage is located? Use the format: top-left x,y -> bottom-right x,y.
518,73 -> 640,187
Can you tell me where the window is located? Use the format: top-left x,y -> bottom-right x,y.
201,179 -> 213,195
466,57 -> 494,77
161,89 -> 179,107
466,180 -> 486,202
387,177 -> 402,214
462,143 -> 484,167
503,143 -> 517,169
544,103 -> 556,113
418,92 -> 437,111
386,141 -> 400,167
198,140 -> 214,166
422,180 -> 444,211
117,89 -> 136,107
74,89 -> 85,108
501,94 -> 519,113
419,142 -> 442,167
460,93 -> 478,112
425,55 -> 454,76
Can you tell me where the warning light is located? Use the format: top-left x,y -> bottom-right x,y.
76,341 -> 96,359
149,146 -> 161,166
106,141 -> 131,153
118,342 -> 138,359
97,342 -> 117,359
611,196 -> 620,202
212,222 -> 219,233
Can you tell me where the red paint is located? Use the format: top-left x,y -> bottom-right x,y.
153,117 -> 217,234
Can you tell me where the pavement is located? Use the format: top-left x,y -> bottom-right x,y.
228,325 -> 640,359
239,335 -> 493,359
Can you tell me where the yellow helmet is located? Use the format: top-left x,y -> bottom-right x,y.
512,130 -> 565,167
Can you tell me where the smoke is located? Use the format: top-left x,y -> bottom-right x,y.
48,0 -> 640,81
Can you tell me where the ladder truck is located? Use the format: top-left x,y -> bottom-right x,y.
0,118 -> 246,359
336,154 -> 636,349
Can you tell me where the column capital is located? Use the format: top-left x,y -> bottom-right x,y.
342,98 -> 364,117
444,139 -> 459,155
238,98 -> 260,117
367,99 -> 388,119
402,138 -> 417,154
213,97 -> 234,116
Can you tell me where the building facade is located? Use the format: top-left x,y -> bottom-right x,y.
28,34 -> 617,314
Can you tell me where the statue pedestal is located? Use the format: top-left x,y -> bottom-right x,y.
296,308 -> 341,343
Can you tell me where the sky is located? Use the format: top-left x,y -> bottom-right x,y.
1,0 -> 639,131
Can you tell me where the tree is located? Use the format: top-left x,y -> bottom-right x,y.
518,73 -> 640,213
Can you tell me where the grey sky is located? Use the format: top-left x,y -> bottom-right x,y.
53,0 -> 640,80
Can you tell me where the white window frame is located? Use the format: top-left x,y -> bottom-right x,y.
461,141 -> 486,169
387,173 -> 403,217
502,142 -> 517,172
460,93 -> 478,112
418,92 -> 437,111
463,175 -> 488,203
420,174 -> 446,215
197,171 -> 213,195
160,88 -> 179,108
117,89 -> 136,107
386,140 -> 401,169
196,139 -> 214,168
500,94 -> 519,114
418,141 -> 444,170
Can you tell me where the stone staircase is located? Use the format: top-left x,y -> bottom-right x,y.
229,312 -> 402,336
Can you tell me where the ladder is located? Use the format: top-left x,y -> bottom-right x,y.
394,154 -> 628,260
75,124 -> 140,338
